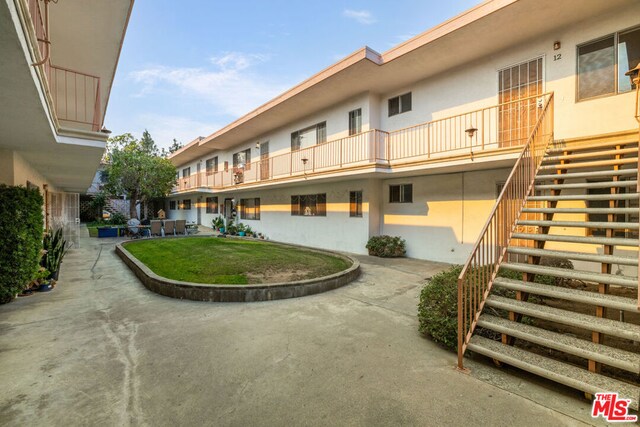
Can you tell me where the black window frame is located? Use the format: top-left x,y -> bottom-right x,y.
349,190 -> 363,217
577,26 -> 640,101
291,121 -> 327,151
240,198 -> 261,220
205,196 -> 218,214
348,108 -> 362,136
169,200 -> 176,211
389,184 -> 413,203
182,199 -> 191,210
205,157 -> 218,175
388,92 -> 412,117
291,194 -> 327,216
182,167 -> 191,178
232,149 -> 251,169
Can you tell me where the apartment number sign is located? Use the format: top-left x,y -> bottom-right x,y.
553,53 -> 562,61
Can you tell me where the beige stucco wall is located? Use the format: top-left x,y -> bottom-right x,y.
0,149 -> 15,185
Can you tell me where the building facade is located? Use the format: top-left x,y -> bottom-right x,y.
0,0 -> 133,235
168,0 -> 639,264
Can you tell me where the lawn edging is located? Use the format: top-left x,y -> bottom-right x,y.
115,237 -> 361,302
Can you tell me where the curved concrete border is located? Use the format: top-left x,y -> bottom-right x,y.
115,236 -> 360,302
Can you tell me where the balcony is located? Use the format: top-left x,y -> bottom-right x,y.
173,93 -> 552,193
25,0 -> 102,132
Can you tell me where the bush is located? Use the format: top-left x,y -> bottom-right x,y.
366,235 -> 406,258
0,185 -> 44,303
109,212 -> 127,225
418,265 -> 461,350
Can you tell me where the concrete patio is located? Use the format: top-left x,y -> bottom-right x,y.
0,229 -> 601,426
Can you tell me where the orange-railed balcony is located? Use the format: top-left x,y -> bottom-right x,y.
25,0 -> 102,132
173,93 -> 551,193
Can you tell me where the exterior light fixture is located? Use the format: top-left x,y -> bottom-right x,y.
625,62 -> 640,88
465,127 -> 477,139
301,158 -> 308,165
100,126 -> 112,134
255,142 -> 260,149
553,41 -> 561,51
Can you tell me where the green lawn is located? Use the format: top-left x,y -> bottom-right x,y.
124,237 -> 351,284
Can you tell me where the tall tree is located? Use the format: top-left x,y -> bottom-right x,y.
161,138 -> 184,157
103,133 -> 177,219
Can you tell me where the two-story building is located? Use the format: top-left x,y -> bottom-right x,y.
0,0 -> 133,242
168,0 -> 639,263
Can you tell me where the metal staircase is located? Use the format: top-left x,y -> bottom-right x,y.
465,135 -> 640,408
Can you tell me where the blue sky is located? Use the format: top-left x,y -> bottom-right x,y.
106,0 -> 480,150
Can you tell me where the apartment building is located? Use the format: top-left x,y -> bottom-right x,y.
170,0 -> 640,405
168,0 -> 638,262
0,0 -> 133,238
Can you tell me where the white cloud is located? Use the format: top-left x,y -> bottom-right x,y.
129,51 -> 288,118
342,9 -> 376,25
132,114 -> 219,150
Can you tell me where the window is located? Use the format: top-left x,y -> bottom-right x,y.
182,199 -> 191,210
291,121 -> 327,151
232,149 -> 251,169
388,92 -> 412,117
240,198 -> 260,220
389,184 -> 412,203
182,167 -> 191,178
291,194 -> 326,216
205,157 -> 218,175
578,27 -> 640,100
205,197 -> 218,214
169,201 -> 176,210
349,191 -> 363,217
348,109 -> 362,136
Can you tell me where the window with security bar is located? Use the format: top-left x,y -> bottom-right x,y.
291,194 -> 326,216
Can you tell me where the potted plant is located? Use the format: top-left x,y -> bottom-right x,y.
244,225 -> 253,237
237,223 -> 247,237
35,268 -> 53,292
212,215 -> 225,232
43,228 -> 70,280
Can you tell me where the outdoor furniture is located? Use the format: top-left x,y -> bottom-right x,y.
186,223 -> 198,234
150,220 -> 162,237
126,219 -> 148,239
175,219 -> 186,235
97,227 -> 118,238
163,219 -> 175,236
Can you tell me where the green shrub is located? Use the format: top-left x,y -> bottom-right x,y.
418,265 -> 461,350
109,212 -> 127,225
366,235 -> 406,258
0,185 -> 44,303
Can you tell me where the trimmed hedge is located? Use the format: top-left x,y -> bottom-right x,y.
366,235 -> 406,258
0,185 -> 44,303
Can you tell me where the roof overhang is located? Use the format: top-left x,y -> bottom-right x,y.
170,0 -> 637,166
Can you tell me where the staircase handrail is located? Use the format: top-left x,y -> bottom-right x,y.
456,93 -> 555,370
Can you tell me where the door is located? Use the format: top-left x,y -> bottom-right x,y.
196,197 -> 202,225
260,141 -> 269,180
196,162 -> 201,187
48,192 -> 80,248
498,57 -> 543,147
224,198 -> 234,220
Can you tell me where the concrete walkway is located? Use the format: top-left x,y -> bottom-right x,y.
1,231 -> 594,426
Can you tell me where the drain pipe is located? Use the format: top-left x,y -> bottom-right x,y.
31,0 -> 52,67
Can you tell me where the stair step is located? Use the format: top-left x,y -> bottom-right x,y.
542,147 -> 639,163
506,246 -> 638,266
477,314 -> 640,373
485,295 -> 640,341
511,232 -> 639,248
467,335 -> 640,410
517,219 -> 639,230
493,277 -> 638,311
500,262 -> 638,287
546,139 -> 639,155
528,193 -> 638,202
535,181 -> 637,190
540,158 -> 638,171
522,207 -> 637,215
535,168 -> 638,181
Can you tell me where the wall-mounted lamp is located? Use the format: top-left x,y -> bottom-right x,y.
100,126 -> 112,135
301,158 -> 309,165
255,142 -> 261,149
553,41 -> 561,51
465,127 -> 477,139
625,62 -> 640,87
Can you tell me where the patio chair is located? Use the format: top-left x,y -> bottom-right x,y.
163,219 -> 175,236
150,220 -> 162,237
175,219 -> 187,235
126,218 -> 143,239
